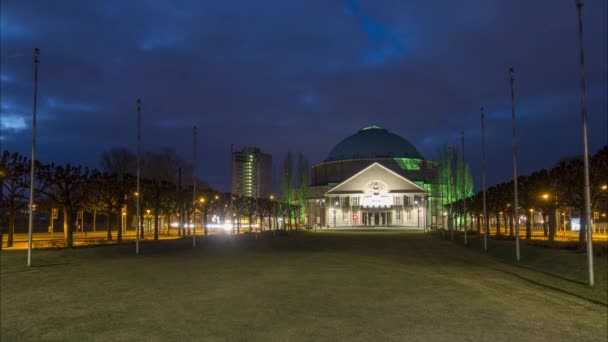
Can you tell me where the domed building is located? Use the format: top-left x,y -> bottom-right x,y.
306,125 -> 439,228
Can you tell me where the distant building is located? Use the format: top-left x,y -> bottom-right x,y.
231,147 -> 272,198
306,125 -> 439,228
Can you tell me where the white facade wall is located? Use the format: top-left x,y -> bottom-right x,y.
322,194 -> 427,228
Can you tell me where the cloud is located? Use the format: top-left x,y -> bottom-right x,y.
0,0 -> 605,191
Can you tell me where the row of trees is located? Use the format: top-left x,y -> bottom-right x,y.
0,148 -> 302,249
445,146 -> 608,243
436,144 -> 474,228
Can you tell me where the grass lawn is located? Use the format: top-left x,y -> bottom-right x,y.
1,231 -> 607,341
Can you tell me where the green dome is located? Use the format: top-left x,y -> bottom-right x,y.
325,125 -> 423,162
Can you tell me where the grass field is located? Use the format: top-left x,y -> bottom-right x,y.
1,231 -> 607,341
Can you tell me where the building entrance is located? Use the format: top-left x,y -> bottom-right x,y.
362,211 -> 392,226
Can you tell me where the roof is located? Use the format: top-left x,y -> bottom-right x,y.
325,125 -> 424,162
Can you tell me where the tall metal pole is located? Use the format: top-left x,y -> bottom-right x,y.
230,144 -> 234,233
448,147 -> 454,241
461,131 -> 467,245
192,126 -> 197,247
481,107 -> 488,251
136,98 -> 141,255
509,67 -> 520,261
575,0 -> 594,286
27,48 -> 39,267
178,168 -> 182,236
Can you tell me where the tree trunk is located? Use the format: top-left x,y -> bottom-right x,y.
469,214 -> 474,231
7,208 -> 16,247
116,211 -> 123,243
543,214 -> 548,237
154,203 -> 159,241
525,211 -> 532,240
476,214 -> 481,234
548,209 -> 556,242
237,213 -> 241,234
203,211 -> 208,236
63,206 -> 73,248
495,213 -> 501,239
579,208 -> 586,244
93,210 -> 97,232
106,213 -> 112,241
165,213 -> 171,235
140,211 -> 145,239
509,215 -> 513,236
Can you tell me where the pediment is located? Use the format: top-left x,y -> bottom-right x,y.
326,163 -> 427,194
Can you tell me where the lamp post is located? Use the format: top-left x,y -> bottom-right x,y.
192,126 -> 197,247
27,48 -> 40,267
135,98 -> 141,255
481,106 -> 488,251
509,67 -> 520,262
461,131 -> 467,245
575,0 -> 594,286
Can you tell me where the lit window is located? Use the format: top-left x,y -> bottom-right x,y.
405,210 -> 411,222
395,196 -> 401,206
352,196 -> 359,206
343,211 -> 347,222
396,210 -> 401,222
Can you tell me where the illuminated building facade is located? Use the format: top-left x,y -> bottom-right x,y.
306,126 -> 439,228
231,147 -> 272,198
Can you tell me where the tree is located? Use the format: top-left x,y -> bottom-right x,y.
296,153 -> 309,226
99,148 -> 137,241
38,163 -> 90,247
437,144 -> 473,230
281,152 -> 294,227
0,151 -> 31,248
142,148 -> 187,238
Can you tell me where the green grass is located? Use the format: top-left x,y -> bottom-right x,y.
2,231 -> 607,341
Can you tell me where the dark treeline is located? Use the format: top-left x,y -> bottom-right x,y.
446,146 -> 608,243
0,148 -> 301,249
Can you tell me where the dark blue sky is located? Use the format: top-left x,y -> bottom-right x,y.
1,0 -> 606,191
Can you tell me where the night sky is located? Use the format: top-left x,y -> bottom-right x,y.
1,0 -> 606,192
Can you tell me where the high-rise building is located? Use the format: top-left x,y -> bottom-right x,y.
231,147 -> 272,198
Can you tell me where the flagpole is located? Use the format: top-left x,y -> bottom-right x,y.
575,0 -> 594,286
136,98 -> 141,255
461,131 -> 467,245
481,107 -> 488,251
192,126 -> 197,248
509,67 -> 520,261
27,48 -> 40,267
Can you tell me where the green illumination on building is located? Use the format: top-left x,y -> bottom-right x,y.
394,158 -> 421,171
